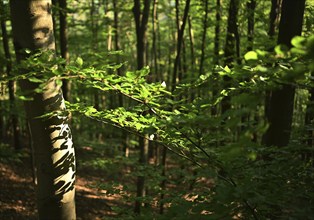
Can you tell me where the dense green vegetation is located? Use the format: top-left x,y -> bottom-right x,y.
1,0 -> 314,219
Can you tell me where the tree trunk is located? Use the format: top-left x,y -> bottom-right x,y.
0,0 -> 21,150
262,0 -> 305,147
59,0 -> 71,101
222,0 -> 240,114
171,0 -> 191,92
133,0 -> 151,214
268,0 -> 281,38
214,0 -> 221,66
187,15 -> 195,69
159,144 -> 167,214
199,0 -> 209,76
247,0 -> 256,51
9,1 -> 76,219
152,0 -> 160,81
304,88 -> 314,164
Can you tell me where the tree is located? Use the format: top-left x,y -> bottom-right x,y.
247,0 -> 256,51
133,0 -> 151,214
58,0 -> 71,101
268,0 -> 281,38
172,0 -> 191,91
221,0 -> 240,114
0,0 -> 20,149
199,0 -> 209,76
9,1 -> 76,219
262,0 -> 306,147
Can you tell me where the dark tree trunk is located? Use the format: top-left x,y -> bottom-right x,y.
262,0 -> 305,147
171,0 -> 191,92
222,0 -> 240,114
247,0 -> 256,51
224,0 -> 240,66
214,0 -> 221,66
159,144 -> 167,214
199,0 -> 209,76
133,0 -> 151,70
59,0 -> 71,101
268,0 -> 281,38
151,0 -> 160,81
133,0 -> 151,214
0,0 -> 20,150
304,88 -> 314,164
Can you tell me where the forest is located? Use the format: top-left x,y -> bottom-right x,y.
0,0 -> 314,219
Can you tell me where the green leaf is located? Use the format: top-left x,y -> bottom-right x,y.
291,36 -> 305,48
244,51 -> 258,60
76,57 -> 83,66
28,77 -> 44,83
224,66 -> 231,73
17,95 -> 33,101
275,45 -> 288,56
125,71 -> 137,79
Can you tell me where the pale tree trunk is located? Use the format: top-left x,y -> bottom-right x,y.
9,1 -> 76,219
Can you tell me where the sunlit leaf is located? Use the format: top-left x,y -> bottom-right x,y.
244,51 -> 258,60
76,57 -> 83,66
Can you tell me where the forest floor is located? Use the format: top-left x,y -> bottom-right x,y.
0,145 -> 127,220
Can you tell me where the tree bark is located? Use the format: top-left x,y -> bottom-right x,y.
304,88 -> 314,164
199,0 -> 209,76
9,1 -> 76,219
187,15 -> 195,69
262,0 -> 305,147
152,0 -> 160,81
214,0 -> 221,66
247,0 -> 256,51
0,0 -> 20,150
133,0 -> 151,214
59,0 -> 71,101
222,0 -> 240,114
268,0 -> 281,38
171,0 -> 191,92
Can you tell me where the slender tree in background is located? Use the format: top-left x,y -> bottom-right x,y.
187,15 -> 195,69
305,86 -> 314,164
199,0 -> 209,76
151,0 -> 160,81
172,0 -> 191,91
262,0 -> 306,147
268,0 -> 282,38
133,0 -> 151,214
224,0 -> 240,66
59,0 -> 71,101
0,0 -> 20,150
9,0 -> 76,219
247,0 -> 256,51
222,0 -> 240,114
214,0 -> 221,66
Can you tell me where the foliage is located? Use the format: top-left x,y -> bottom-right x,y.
1,0 -> 314,218
8,35 -> 310,219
